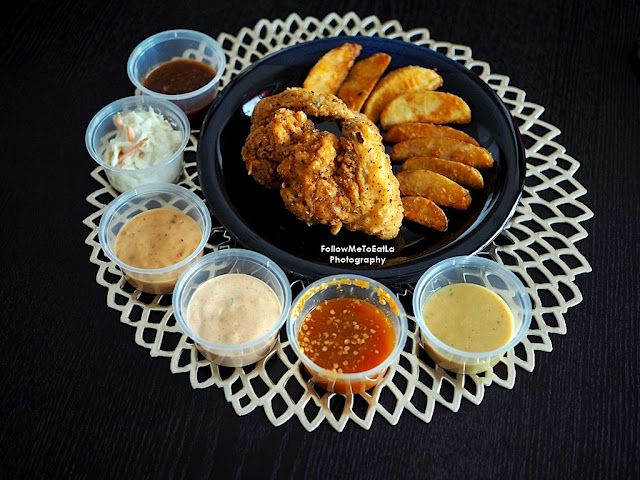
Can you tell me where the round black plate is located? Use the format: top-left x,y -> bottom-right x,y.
197,36 -> 525,286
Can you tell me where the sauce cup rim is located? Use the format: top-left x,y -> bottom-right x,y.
413,255 -> 533,359
172,248 -> 293,353
85,95 -> 190,174
126,29 -> 227,101
286,274 -> 408,382
98,183 -> 212,276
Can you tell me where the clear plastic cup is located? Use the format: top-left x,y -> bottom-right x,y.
98,183 -> 211,294
287,275 -> 408,395
127,29 -> 226,118
85,95 -> 190,193
173,249 -> 292,367
413,255 -> 532,374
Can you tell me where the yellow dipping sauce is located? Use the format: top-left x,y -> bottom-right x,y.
422,283 -> 514,352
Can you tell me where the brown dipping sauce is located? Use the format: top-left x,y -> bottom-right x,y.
143,59 -> 216,95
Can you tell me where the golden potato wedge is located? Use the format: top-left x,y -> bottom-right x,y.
380,91 -> 471,130
303,43 -> 362,94
401,156 -> 484,189
337,52 -> 391,112
383,122 -> 479,146
362,65 -> 443,124
401,196 -> 448,232
396,170 -> 471,210
391,137 -> 494,169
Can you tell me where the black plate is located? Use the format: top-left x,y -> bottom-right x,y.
197,36 -> 525,286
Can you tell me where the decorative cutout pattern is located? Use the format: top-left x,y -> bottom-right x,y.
84,12 -> 592,431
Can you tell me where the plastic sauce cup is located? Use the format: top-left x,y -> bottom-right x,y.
127,29 -> 226,119
86,95 -> 190,193
413,255 -> 532,374
98,183 -> 211,294
287,274 -> 408,395
173,249 -> 292,367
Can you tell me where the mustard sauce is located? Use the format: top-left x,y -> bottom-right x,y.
422,283 -> 514,352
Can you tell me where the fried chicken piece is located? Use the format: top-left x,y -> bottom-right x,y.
274,109 -> 403,239
241,88 -> 356,188
241,88 -> 403,240
250,87 -> 356,126
240,121 -> 282,189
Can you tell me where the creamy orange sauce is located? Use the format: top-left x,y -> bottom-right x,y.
187,273 -> 281,345
422,283 -> 514,352
114,208 -> 201,269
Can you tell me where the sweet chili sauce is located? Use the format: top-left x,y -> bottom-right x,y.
298,297 -> 395,374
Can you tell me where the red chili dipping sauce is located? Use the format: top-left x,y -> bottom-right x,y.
298,297 -> 396,374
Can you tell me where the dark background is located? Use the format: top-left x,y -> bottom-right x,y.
1,0 -> 638,478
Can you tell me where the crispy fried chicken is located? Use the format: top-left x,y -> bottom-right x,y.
241,88 -> 403,240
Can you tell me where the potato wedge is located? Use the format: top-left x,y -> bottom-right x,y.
396,170 -> 471,210
401,196 -> 448,232
337,52 -> 391,112
401,156 -> 484,189
362,66 -> 443,124
391,137 -> 494,169
303,43 -> 362,94
380,91 -> 471,130
384,122 -> 479,146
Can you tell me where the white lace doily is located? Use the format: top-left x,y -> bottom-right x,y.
83,12 -> 592,431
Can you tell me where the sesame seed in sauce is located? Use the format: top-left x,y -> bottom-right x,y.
296,297 -> 395,374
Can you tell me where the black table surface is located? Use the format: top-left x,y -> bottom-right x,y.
2,1 -> 638,478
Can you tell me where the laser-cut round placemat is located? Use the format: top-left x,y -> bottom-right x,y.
83,12 -> 592,431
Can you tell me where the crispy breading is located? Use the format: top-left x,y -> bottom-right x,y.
401,156 -> 484,189
383,122 -> 479,146
242,88 -> 357,188
380,91 -> 471,130
276,110 -> 403,239
250,87 -> 356,127
302,43 -> 362,94
337,52 -> 391,112
396,170 -> 471,210
241,88 -> 403,240
362,65 -> 443,124
391,137 -> 494,169
401,196 -> 448,232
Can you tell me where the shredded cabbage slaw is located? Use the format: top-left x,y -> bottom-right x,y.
104,107 -> 182,170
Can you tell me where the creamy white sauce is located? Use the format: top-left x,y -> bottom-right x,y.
187,273 -> 281,345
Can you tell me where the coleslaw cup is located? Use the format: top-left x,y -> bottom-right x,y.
86,95 -> 190,193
